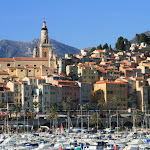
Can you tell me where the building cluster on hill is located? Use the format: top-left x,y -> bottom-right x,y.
0,21 -> 150,115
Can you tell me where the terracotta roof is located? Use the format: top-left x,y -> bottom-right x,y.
11,75 -> 18,78
35,77 -> 45,80
0,58 -> 14,62
6,90 -> 13,92
57,80 -> 77,83
14,57 -> 48,61
10,81 -> 21,84
95,50 -> 105,53
0,91 -> 5,93
25,66 -> 40,69
16,67 -> 25,69
59,84 -> 79,88
94,80 -> 127,85
0,71 -> 9,75
8,67 -> 17,70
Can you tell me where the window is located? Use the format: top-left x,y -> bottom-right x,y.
44,52 -> 47,57
11,70 -> 14,72
18,64 -> 20,66
34,65 -> 36,67
26,87 -> 29,90
21,70 -> 23,72
37,70 -> 39,72
7,63 -> 10,66
29,70 -> 31,72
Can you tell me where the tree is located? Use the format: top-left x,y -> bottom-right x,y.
136,33 -> 150,45
49,106 -> 57,131
111,96 -> 121,112
82,103 -> 90,112
97,98 -> 105,116
90,112 -> 101,130
97,98 -> 105,109
115,37 -> 124,50
103,43 -> 108,50
32,101 -> 41,131
127,95 -> 136,108
12,103 -> 22,134
90,47 -> 96,53
132,109 -> 143,127
109,45 -> 112,50
115,36 -> 130,51
0,102 -> 6,108
62,97 -> 72,111
97,44 -> 102,50
136,34 -> 140,44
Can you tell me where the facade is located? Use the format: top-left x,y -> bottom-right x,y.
78,65 -> 99,84
93,81 -> 128,111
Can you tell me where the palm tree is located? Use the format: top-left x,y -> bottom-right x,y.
127,95 -> 136,108
97,98 -> 105,116
111,96 -> 121,112
32,101 -> 40,131
90,112 -> 101,131
62,97 -> 72,111
0,102 -> 6,108
12,103 -> 22,134
82,103 -> 90,130
82,103 -> 90,114
49,106 -> 57,132
132,109 -> 143,129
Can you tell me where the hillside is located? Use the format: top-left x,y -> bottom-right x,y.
0,38 -> 80,58
130,31 -> 150,44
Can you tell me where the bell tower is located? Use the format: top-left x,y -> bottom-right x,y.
39,20 -> 51,58
33,45 -> 38,58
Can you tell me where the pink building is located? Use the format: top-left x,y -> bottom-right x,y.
54,80 -> 80,110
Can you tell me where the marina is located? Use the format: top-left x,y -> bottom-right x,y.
0,127 -> 150,150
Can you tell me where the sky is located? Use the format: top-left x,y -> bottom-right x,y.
1,0 -> 150,49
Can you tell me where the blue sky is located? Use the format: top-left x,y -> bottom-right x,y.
0,0 -> 150,49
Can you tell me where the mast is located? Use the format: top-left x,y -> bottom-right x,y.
81,105 -> 83,139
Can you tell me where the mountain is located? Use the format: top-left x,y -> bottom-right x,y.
0,38 -> 80,58
130,31 -> 150,44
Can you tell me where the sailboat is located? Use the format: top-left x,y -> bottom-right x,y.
59,123 -> 65,134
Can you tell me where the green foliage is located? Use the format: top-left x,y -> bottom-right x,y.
13,103 -> 22,112
115,36 -> 130,51
62,97 -> 72,111
132,109 -> 143,127
82,103 -> 90,111
103,43 -> 108,49
48,106 -> 58,120
97,44 -> 102,49
109,45 -> 112,50
0,102 -> 6,108
90,112 -> 100,127
136,33 -> 150,44
91,43 -> 112,52
90,47 -> 96,53
127,95 -> 136,108
97,98 -> 105,109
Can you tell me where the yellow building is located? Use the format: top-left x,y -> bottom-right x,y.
91,50 -> 105,58
93,80 -> 128,111
6,81 -> 22,104
0,71 -> 9,82
78,65 -> 99,84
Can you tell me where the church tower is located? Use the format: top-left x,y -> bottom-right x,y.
39,20 -> 52,58
33,45 -> 38,58
39,20 -> 57,73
